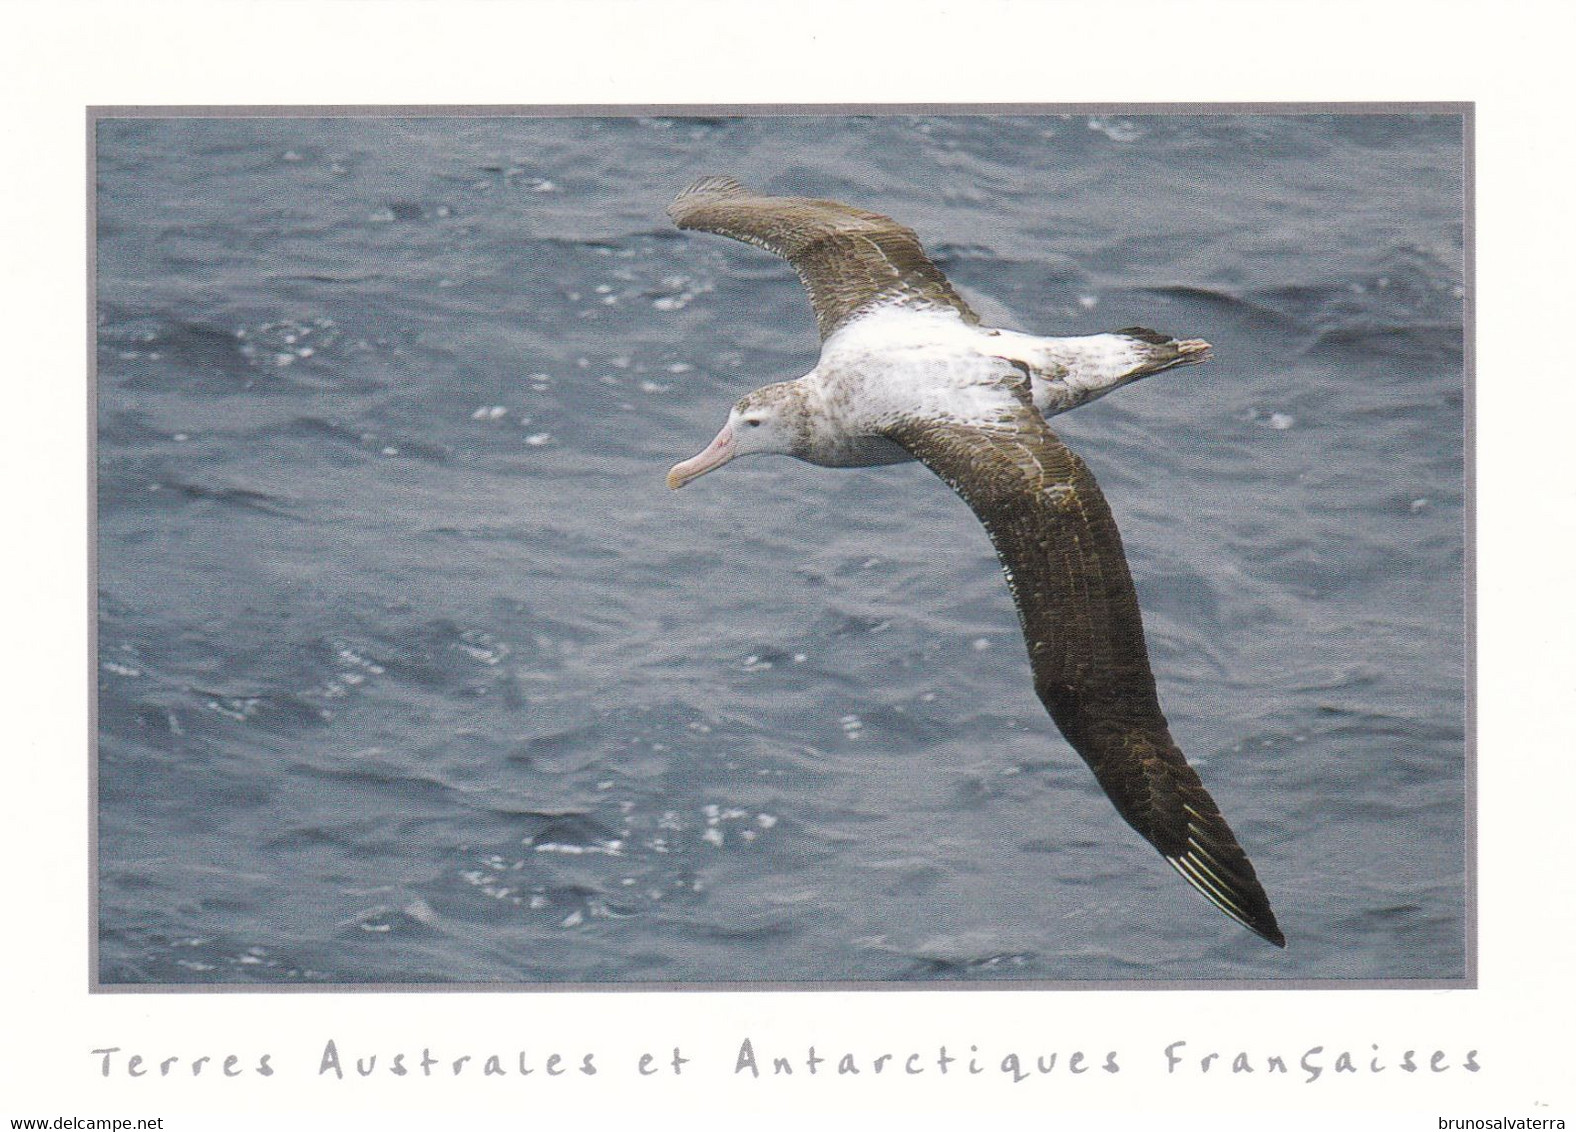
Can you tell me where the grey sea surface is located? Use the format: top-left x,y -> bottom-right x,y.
94,111 -> 1468,985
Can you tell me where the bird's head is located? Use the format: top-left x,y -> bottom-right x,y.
667,382 -> 809,489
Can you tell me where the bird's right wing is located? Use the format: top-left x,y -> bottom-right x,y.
669,175 -> 981,340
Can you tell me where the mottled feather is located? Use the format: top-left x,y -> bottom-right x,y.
668,175 -> 980,340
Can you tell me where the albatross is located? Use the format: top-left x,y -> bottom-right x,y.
664,175 -> 1284,948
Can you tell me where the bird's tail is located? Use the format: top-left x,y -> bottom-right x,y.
1028,327 -> 1212,416
1112,326 -> 1213,378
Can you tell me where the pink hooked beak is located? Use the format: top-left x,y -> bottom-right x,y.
667,424 -> 736,490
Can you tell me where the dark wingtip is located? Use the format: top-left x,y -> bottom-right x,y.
1253,916 -> 1288,949
1166,845 -> 1285,948
669,175 -> 749,224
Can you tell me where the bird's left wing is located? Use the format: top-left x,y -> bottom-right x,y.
882,391 -> 1284,946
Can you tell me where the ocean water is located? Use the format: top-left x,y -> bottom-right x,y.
94,110 -> 1468,985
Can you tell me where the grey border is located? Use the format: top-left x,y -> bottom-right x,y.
88,102 -> 1476,994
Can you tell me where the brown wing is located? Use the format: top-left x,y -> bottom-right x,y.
884,399 -> 1285,947
668,175 -> 981,340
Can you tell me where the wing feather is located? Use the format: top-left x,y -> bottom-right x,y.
669,176 -> 980,339
883,398 -> 1285,947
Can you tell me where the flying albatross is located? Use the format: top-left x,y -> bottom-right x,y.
664,175 -> 1284,948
